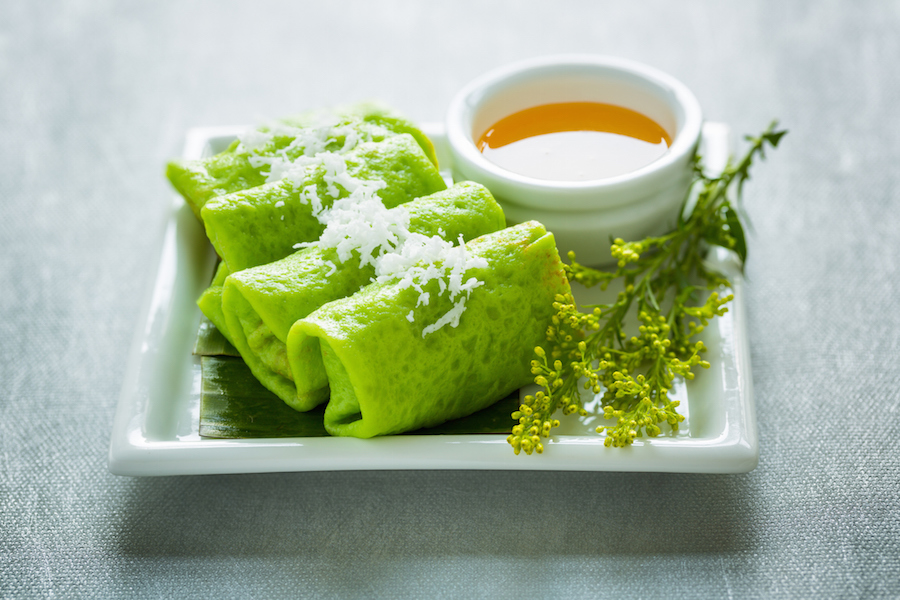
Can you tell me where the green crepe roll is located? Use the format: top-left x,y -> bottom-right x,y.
197,261 -> 232,342
167,102 -> 438,219
221,182 -> 507,411
293,221 -> 571,438
201,133 -> 447,273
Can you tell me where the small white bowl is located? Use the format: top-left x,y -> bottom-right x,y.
445,55 -> 703,265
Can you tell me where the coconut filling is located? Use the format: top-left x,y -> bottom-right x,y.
245,322 -> 291,381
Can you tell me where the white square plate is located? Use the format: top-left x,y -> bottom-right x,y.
108,122 -> 757,476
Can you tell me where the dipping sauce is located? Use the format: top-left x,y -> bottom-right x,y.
476,102 -> 672,181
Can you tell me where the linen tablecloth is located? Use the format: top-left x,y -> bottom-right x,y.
2,1 -> 898,597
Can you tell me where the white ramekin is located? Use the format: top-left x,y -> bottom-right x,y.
445,55 -> 703,265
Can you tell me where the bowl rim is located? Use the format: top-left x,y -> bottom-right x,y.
445,54 -> 703,209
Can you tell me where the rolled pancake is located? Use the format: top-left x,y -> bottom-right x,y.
221,182 -> 507,411
294,221 -> 570,438
167,102 -> 438,219
196,261 -> 232,342
201,134 -> 447,273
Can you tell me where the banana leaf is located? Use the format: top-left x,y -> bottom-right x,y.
200,356 -> 327,438
193,315 -> 240,357
199,355 -> 518,438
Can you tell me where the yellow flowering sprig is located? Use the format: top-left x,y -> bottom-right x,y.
508,122 -> 785,454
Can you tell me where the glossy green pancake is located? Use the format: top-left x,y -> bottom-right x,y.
201,134 -> 447,273
294,221 -> 571,438
167,102 -> 438,219
221,182 -> 506,411
196,261 -> 232,342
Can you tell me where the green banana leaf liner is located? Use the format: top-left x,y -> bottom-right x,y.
193,314 -> 239,357
199,355 -> 518,438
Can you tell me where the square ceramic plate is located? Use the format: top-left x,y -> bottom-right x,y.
108,122 -> 757,476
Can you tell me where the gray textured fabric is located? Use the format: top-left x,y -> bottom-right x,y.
2,1 -> 898,598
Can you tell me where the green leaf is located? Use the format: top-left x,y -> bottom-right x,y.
763,127 -> 788,147
725,206 -> 748,264
199,355 -> 519,438
193,316 -> 240,357
644,284 -> 661,312
200,356 -> 328,438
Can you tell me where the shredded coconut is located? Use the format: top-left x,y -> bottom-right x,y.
299,184 -> 325,218
308,187 -> 489,337
236,114 -> 378,184
264,119 -> 490,337
369,233 -> 487,337
421,297 -> 469,337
